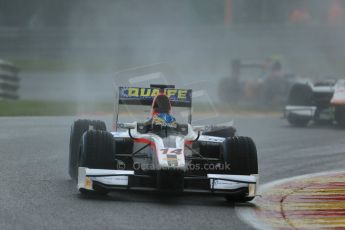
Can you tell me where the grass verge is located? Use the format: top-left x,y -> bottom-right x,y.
0,100 -> 114,116
0,100 -> 281,117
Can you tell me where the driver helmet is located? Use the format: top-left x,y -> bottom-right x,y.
150,91 -> 176,127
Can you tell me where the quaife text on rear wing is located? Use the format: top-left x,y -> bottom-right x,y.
113,85 -> 193,130
118,86 -> 192,107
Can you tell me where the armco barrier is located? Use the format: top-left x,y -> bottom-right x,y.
0,60 -> 19,100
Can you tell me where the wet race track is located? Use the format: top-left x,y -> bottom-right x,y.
0,115 -> 345,230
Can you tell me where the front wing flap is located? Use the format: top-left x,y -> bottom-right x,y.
78,167 -> 258,198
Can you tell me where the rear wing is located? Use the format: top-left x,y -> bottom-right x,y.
118,86 -> 192,107
113,86 -> 193,130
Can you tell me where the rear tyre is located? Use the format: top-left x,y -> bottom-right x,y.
287,84 -> 313,127
69,119 -> 106,180
287,114 -> 311,127
218,77 -> 241,104
288,83 -> 313,106
222,136 -> 258,202
79,130 -> 115,195
335,106 -> 345,127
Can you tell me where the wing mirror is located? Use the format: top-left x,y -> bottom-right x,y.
117,122 -> 136,129
192,125 -> 206,132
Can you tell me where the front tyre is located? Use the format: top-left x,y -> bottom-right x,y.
222,136 -> 258,202
69,119 -> 106,180
225,194 -> 255,202
287,114 -> 310,127
79,130 -> 115,195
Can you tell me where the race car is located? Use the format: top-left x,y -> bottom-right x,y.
68,84 -> 258,202
219,58 -> 297,106
284,79 -> 345,126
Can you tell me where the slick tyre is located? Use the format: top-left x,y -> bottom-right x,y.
222,136 -> 258,202
287,113 -> 311,127
79,130 -> 115,195
288,83 -> 313,106
335,106 -> 345,127
287,84 -> 313,126
218,77 -> 241,104
69,119 -> 106,180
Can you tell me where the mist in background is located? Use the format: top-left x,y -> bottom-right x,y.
0,0 -> 345,103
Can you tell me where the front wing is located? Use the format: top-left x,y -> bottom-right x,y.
284,105 -> 317,118
78,167 -> 258,198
